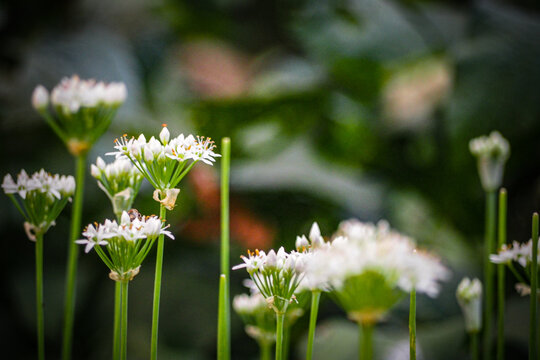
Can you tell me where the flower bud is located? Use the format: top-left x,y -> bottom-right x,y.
456,277 -> 482,333
469,131 -> 510,192
160,126 -> 170,144
32,85 -> 49,110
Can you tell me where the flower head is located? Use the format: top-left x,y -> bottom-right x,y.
76,211 -> 173,281
91,156 -> 144,218
3,169 -> 75,239
456,277 -> 482,333
233,247 -> 305,314
32,75 -> 127,155
469,131 -> 510,191
106,125 -> 220,207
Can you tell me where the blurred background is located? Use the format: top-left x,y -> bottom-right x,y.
1,0 -> 540,358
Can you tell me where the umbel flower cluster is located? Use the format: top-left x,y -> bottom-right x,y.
2,169 -> 75,239
32,75 -> 127,155
233,290 -> 276,346
107,126 -> 220,209
491,240 -> 540,296
233,247 -> 305,314
76,210 -> 174,282
91,157 -> 144,218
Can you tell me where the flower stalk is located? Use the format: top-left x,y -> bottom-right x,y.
113,281 -> 122,360
120,280 -> 129,360
483,190 -> 497,360
36,232 -> 45,360
497,188 -> 507,360
306,290 -> 321,360
62,153 -> 86,360
360,323 -> 373,360
409,287 -> 416,360
217,138 -> 231,360
275,312 -> 286,360
530,213 -> 538,360
471,331 -> 479,360
150,203 -> 167,360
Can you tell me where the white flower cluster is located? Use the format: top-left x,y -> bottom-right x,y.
456,277 -> 482,333
76,211 -> 174,253
305,219 -> 449,298
233,247 -> 305,313
2,169 -> 75,200
490,240 -> 540,267
469,131 -> 510,159
469,131 -> 510,191
33,75 -> 127,113
109,126 -> 220,167
91,157 -> 142,185
233,293 -> 269,316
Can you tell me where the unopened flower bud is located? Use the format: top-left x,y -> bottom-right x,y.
456,277 -> 482,333
469,131 -> 510,192
32,85 -> 49,110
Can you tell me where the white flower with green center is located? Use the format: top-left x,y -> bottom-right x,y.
456,277 -> 483,333
107,125 -> 220,210
76,211 -> 174,281
305,219 -> 449,325
32,75 -> 127,156
2,169 -> 75,239
469,131 -> 510,192
91,157 -> 144,218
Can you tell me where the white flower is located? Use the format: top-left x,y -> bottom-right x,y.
469,131 -> 510,191
32,85 -> 49,109
159,125 -> 170,144
456,277 -> 482,332
233,293 -> 268,315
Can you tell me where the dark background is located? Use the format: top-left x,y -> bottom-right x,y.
1,0 -> 540,358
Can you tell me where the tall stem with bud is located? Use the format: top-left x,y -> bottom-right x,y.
36,233 -> 45,360
497,189 -> 507,360
483,190 -> 496,360
150,204 -> 167,360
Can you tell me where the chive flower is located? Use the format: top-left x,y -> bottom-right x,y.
469,131 -> 510,192
456,277 -> 483,333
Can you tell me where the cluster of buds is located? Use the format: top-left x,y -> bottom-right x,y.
233,247 -> 305,314
303,219 -> 449,324
469,131 -> 510,192
233,292 -> 276,345
76,210 -> 173,281
456,277 -> 483,333
491,240 -> 540,296
2,169 -> 75,239
107,125 -> 220,209
91,157 -> 144,218
32,75 -> 127,155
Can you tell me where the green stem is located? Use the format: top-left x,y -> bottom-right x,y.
62,153 -> 86,360
530,213 -> 538,360
217,274 -> 230,360
120,281 -> 129,360
483,190 -> 497,360
36,233 -> 45,360
260,342 -> 272,360
282,323 -> 290,360
217,138 -> 231,360
471,331 -> 479,360
409,288 -> 416,360
359,323 -> 373,360
497,189 -> 507,360
306,291 -> 321,360
113,281 -> 122,360
150,204 -> 167,360
275,313 -> 285,360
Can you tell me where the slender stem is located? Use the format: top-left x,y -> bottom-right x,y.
150,204 -> 167,360
275,312 -> 285,360
217,274 -> 230,360
113,281 -> 122,360
36,233 -> 45,360
359,323 -> 373,360
62,153 -> 86,360
471,331 -> 479,360
120,281 -> 129,360
409,288 -> 416,360
497,189 -> 507,360
530,213 -> 538,360
217,138 -> 231,360
483,190 -> 497,360
282,323 -> 290,360
260,342 -> 272,360
306,291 -> 321,360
